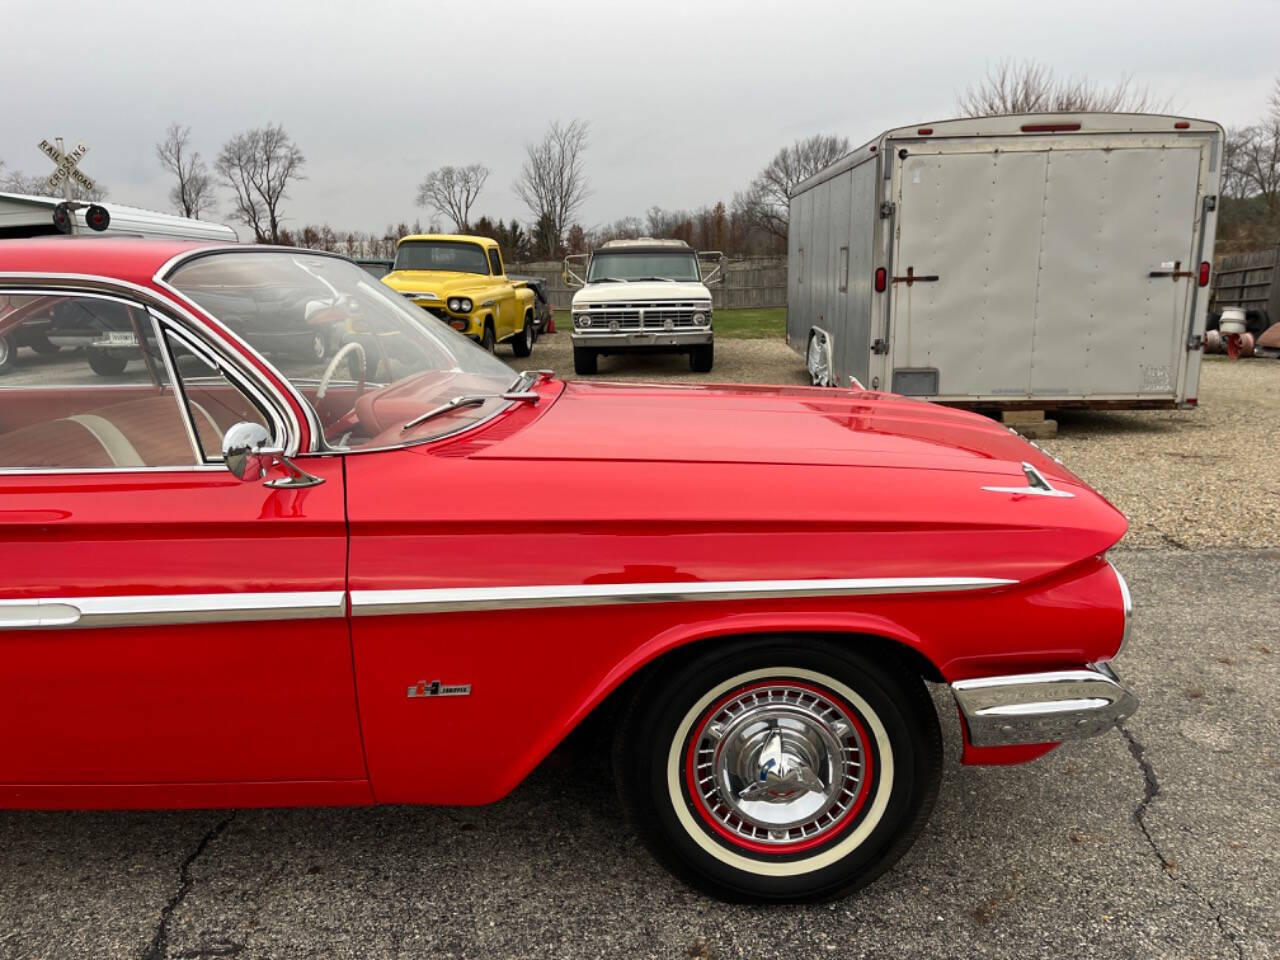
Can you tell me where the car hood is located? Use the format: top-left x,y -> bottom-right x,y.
572,281 -> 710,304
480,380 -> 1085,483
382,270 -> 494,298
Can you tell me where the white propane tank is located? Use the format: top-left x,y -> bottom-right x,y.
1220,307 -> 1247,336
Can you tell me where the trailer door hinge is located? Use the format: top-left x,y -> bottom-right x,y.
1187,334 -> 1203,350
872,338 -> 889,354
879,201 -> 895,219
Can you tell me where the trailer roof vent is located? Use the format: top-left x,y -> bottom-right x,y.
1020,122 -> 1081,133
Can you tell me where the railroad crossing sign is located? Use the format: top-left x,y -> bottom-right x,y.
38,138 -> 95,194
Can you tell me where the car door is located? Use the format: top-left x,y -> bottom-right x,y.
0,288 -> 366,800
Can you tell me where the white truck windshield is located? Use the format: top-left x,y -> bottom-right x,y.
587,252 -> 700,282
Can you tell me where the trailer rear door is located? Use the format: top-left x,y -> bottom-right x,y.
888,138 -> 1208,403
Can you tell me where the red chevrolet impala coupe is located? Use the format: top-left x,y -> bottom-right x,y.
0,239 -> 1135,902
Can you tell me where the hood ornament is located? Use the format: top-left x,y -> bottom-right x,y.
982,461 -> 1075,499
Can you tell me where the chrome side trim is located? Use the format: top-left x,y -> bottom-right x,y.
951,662 -> 1138,747
351,576 -> 1015,616
0,591 -> 345,630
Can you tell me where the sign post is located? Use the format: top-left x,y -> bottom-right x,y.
37,138 -> 97,236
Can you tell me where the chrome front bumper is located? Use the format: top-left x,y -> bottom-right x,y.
571,330 -> 712,349
951,662 -> 1137,747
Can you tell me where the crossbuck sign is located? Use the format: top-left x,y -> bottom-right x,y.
39,139 -> 95,194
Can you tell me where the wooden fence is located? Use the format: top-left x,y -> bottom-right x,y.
507,257 -> 788,311
1210,245 -> 1280,319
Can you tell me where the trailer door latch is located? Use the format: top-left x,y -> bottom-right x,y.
879,201 -> 896,219
1149,260 -> 1195,280
871,338 -> 889,354
892,266 -> 939,286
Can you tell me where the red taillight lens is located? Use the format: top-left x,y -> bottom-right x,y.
1198,261 -> 1210,287
917,127 -> 933,135
874,267 -> 887,292
1020,122 -> 1081,133
1174,121 -> 1190,129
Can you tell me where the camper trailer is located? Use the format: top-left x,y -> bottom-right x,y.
0,192 -> 238,243
787,113 -> 1222,409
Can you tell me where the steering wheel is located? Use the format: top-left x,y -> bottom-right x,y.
317,340 -> 366,400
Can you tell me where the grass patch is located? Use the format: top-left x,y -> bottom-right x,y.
714,307 -> 785,339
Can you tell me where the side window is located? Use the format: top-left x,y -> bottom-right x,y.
162,330 -> 272,461
487,249 -> 502,277
0,292 -> 199,470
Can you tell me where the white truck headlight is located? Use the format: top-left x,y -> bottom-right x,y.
575,313 -> 590,328
693,312 -> 707,326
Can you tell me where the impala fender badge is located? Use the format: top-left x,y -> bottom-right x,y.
407,679 -> 472,699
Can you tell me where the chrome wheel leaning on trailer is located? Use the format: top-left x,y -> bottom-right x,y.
806,329 -> 833,387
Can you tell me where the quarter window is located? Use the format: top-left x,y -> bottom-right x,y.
163,332 -> 272,461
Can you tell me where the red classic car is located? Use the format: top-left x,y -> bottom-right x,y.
0,239 -> 1135,902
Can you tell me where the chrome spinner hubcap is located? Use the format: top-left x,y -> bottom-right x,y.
691,684 -> 867,847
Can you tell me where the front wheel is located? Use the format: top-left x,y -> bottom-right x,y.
512,315 -> 534,358
614,638 -> 942,902
481,321 -> 496,353
573,346 -> 598,375
690,342 -> 714,373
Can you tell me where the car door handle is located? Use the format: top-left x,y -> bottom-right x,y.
0,601 -> 82,629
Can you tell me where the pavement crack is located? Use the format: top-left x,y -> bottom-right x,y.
141,814 -> 234,960
1117,723 -> 1245,959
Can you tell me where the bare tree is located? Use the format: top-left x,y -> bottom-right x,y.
958,59 -> 1169,117
155,123 -> 216,219
415,164 -> 489,231
514,119 -> 590,254
742,135 -> 850,241
215,124 -> 305,243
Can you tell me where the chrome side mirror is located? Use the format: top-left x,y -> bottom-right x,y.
221,422 -> 324,489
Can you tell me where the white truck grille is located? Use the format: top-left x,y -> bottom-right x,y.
578,301 -> 710,330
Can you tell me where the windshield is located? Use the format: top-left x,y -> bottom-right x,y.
169,251 -> 517,450
587,251 -> 700,282
393,240 -> 490,275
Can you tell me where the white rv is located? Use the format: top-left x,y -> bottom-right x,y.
0,192 -> 238,243
787,113 -> 1222,409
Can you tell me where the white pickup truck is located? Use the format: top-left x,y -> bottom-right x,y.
565,239 -> 721,374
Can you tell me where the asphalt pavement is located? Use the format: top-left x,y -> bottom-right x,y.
1,547 -> 1277,959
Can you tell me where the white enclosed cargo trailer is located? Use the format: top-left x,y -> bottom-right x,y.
787,113 -> 1222,409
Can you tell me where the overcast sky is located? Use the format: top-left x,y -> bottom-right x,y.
3,0 -> 1277,239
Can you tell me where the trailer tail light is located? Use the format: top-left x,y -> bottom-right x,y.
1199,261 -> 1210,287
1020,122 -> 1081,133
1174,121 -> 1190,129
874,267 -> 887,292
917,127 -> 933,135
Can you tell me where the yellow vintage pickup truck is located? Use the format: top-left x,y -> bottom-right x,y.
381,234 -> 538,356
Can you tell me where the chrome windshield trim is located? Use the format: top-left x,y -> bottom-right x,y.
0,591 -> 345,629
151,248 -> 325,451
350,576 -> 1015,616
